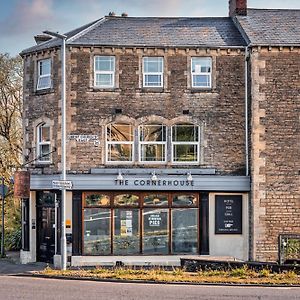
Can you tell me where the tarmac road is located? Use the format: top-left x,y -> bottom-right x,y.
0,276 -> 299,300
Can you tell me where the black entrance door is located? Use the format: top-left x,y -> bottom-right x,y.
36,191 -> 56,263
37,207 -> 55,262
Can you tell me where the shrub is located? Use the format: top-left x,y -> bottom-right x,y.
6,228 -> 21,250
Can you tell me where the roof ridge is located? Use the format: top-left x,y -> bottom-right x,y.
247,7 -> 300,12
67,17 -> 107,43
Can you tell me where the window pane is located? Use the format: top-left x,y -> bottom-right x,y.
114,194 -> 139,206
85,194 -> 110,207
144,57 -> 163,72
173,144 -> 198,162
113,209 -> 140,254
193,74 -> 210,87
172,125 -> 199,142
95,56 -> 114,71
172,208 -> 198,254
191,57 -> 211,73
39,144 -> 50,161
172,194 -> 197,207
37,75 -> 51,89
95,74 -> 113,86
37,192 -> 55,206
84,208 -> 111,255
140,125 -> 166,142
108,144 -> 132,161
143,208 -> 169,254
144,74 -> 162,86
140,144 -> 165,162
40,59 -> 51,75
107,124 -> 133,142
143,194 -> 168,206
40,126 -> 50,142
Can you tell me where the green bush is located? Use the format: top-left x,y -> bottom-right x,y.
6,228 -> 21,251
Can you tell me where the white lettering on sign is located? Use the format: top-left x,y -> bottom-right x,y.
68,135 -> 100,147
148,214 -> 161,227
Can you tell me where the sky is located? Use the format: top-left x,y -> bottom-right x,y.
0,0 -> 300,56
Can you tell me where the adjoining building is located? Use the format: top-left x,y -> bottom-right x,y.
19,0 -> 300,266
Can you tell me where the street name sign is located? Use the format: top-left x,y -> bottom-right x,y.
52,180 -> 73,190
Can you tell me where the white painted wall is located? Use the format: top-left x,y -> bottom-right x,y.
20,191 -> 37,264
209,193 -> 249,261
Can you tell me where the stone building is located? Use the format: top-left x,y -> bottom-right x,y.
19,0 -> 300,266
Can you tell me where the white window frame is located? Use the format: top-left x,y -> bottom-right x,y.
191,57 -> 212,89
37,123 -> 51,163
138,125 -> 167,164
143,57 -> 164,88
94,56 -> 115,88
171,124 -> 200,164
106,124 -> 134,164
37,58 -> 51,90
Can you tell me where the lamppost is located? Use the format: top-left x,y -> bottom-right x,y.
43,30 -> 67,270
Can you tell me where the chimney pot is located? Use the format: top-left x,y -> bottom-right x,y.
229,0 -> 247,17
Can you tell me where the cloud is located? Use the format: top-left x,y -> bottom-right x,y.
0,0 -> 54,35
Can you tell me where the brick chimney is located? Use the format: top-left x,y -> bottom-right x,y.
229,0 -> 247,16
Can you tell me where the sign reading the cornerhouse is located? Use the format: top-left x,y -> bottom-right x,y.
215,195 -> 242,234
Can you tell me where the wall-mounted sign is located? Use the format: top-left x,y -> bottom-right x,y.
52,180 -> 73,190
215,195 -> 242,234
116,179 -> 194,187
68,135 -> 100,147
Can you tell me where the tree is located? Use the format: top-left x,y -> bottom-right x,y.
0,53 -> 23,180
0,53 -> 23,250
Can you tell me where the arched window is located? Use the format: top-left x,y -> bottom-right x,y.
37,123 -> 51,162
106,123 -> 134,162
171,124 -> 199,163
138,124 -> 167,163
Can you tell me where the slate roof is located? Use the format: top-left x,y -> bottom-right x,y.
20,16 -> 246,55
236,9 -> 300,46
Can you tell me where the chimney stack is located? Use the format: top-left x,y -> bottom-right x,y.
229,0 -> 247,17
34,34 -> 52,45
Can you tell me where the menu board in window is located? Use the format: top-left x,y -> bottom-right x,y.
215,195 -> 242,234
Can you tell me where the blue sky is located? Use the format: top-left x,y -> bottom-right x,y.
1,0 -> 300,56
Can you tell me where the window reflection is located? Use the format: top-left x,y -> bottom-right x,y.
172,194 -> 197,207
143,209 -> 169,254
144,194 -> 168,206
172,124 -> 199,163
172,208 -> 198,254
107,124 -> 134,162
139,125 -> 167,162
113,209 -> 140,255
84,208 -> 111,255
114,194 -> 139,206
85,193 -> 110,207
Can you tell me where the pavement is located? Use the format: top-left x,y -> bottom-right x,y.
0,251 -> 48,275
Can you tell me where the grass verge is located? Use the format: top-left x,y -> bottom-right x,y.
40,266 -> 300,285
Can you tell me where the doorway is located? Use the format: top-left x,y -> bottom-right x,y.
36,192 -> 56,263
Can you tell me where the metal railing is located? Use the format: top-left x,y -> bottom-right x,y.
278,234 -> 300,265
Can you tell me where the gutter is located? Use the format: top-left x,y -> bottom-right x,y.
245,46 -> 250,176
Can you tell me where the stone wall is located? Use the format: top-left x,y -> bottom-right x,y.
23,47 -> 246,175
251,46 -> 300,261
